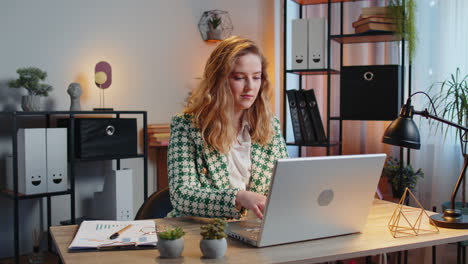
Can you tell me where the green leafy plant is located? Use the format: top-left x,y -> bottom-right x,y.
200,218 -> 227,240
388,0 -> 417,63
208,15 -> 222,30
429,68 -> 468,145
8,67 -> 53,96
158,227 -> 185,240
383,156 -> 424,198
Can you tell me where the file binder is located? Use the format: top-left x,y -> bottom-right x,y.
296,90 -> 317,144
304,89 -> 327,143
286,90 -> 303,145
46,128 -> 68,192
291,19 -> 308,69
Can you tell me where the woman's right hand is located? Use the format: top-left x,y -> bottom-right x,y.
235,190 -> 267,219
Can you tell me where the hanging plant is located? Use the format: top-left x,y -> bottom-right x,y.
388,0 -> 417,63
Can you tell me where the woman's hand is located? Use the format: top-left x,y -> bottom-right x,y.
235,190 -> 267,219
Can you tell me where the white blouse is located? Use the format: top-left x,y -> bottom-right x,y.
227,120 -> 252,191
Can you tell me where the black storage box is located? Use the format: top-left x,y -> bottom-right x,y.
340,65 -> 402,120
58,118 -> 137,159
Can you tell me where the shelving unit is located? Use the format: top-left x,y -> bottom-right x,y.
0,110 -> 148,264
282,0 -> 410,156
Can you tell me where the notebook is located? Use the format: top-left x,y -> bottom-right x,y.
227,153 -> 387,247
68,220 -> 157,250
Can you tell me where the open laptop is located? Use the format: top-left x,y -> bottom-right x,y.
227,153 -> 387,247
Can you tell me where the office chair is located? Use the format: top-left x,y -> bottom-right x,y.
135,186 -> 173,219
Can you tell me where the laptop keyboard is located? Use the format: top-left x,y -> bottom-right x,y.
228,220 -> 262,241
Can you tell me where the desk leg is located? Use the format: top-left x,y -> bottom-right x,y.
155,146 -> 168,191
462,246 -> 466,263
432,206 -> 437,264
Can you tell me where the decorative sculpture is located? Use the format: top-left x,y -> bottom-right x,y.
198,10 -> 233,42
388,188 -> 439,238
67,82 -> 82,111
94,61 -> 113,111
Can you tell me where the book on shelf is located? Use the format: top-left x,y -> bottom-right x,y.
149,137 -> 171,142
149,140 -> 169,146
150,133 -> 170,139
359,14 -> 393,19
68,220 -> 157,250
352,16 -> 396,28
355,22 -> 396,34
147,123 -> 170,133
148,128 -> 170,134
361,6 -> 391,16
148,123 -> 170,129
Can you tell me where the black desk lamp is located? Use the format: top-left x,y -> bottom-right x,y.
382,91 -> 468,229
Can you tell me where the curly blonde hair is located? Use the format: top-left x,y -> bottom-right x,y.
184,36 -> 273,153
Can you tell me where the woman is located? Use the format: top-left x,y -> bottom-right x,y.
167,36 -> 288,219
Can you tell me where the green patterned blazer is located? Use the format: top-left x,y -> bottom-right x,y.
166,113 -> 289,218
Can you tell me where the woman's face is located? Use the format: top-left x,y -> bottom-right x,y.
229,53 -> 262,113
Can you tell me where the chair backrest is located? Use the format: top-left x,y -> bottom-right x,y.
135,187 -> 173,219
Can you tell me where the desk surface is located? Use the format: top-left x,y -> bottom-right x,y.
50,200 -> 468,264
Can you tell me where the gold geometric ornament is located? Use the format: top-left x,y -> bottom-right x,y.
388,187 -> 439,238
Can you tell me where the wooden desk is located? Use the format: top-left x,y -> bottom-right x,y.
50,200 -> 468,264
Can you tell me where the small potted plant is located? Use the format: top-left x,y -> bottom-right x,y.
207,14 -> 222,40
157,227 -> 185,258
200,218 -> 227,259
383,156 -> 424,198
8,67 -> 53,111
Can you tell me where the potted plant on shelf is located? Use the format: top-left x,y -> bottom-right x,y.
383,156 -> 424,198
157,227 -> 185,258
8,67 -> 53,111
388,0 -> 417,63
200,218 -> 227,259
207,14 -> 222,40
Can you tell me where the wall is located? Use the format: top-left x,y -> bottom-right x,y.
0,0 -> 277,257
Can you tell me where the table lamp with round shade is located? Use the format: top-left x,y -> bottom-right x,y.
93,61 -> 113,111
382,91 -> 468,228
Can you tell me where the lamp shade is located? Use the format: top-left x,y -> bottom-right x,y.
382,115 -> 421,149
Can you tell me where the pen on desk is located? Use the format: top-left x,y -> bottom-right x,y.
109,224 -> 132,240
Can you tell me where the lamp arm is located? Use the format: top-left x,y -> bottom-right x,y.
413,109 -> 468,132
413,109 -> 468,212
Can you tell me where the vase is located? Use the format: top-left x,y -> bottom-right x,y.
157,238 -> 184,258
200,238 -> 227,259
207,28 -> 223,40
21,95 -> 43,111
